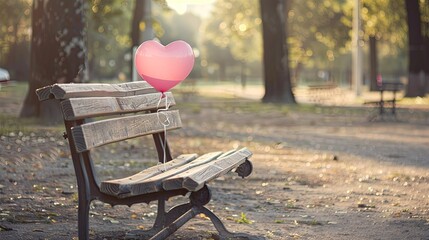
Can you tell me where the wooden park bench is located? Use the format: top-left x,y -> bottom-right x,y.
36,82 -> 255,240
0,79 -> 14,91
365,82 -> 404,120
306,83 -> 339,104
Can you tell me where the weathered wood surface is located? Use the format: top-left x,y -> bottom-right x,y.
100,148 -> 253,198
100,153 -> 198,196
101,152 -> 223,198
216,149 -> 237,159
35,85 -> 53,101
161,149 -> 239,191
164,148 -> 252,191
71,110 -> 182,152
36,82 -> 156,101
61,92 -> 175,120
182,148 -> 252,191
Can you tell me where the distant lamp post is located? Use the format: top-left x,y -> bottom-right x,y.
352,0 -> 363,96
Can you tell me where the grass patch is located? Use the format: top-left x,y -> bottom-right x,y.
175,91 -> 371,117
399,96 -> 429,105
0,114 -> 41,135
174,81 -> 375,116
0,114 -> 63,136
0,81 -> 28,98
0,82 -> 64,135
235,212 -> 253,224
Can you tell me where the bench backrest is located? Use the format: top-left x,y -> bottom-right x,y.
36,82 -> 181,153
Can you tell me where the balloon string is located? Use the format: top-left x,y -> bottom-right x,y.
156,93 -> 171,171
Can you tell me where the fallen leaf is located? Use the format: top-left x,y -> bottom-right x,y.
103,217 -> 119,224
0,225 -> 13,231
198,213 -> 210,220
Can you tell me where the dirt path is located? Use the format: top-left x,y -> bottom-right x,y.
1,89 -> 429,239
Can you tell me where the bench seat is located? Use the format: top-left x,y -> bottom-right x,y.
101,148 -> 252,198
364,99 -> 396,105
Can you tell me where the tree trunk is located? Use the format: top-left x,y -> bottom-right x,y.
369,36 -> 378,91
260,0 -> 296,103
130,0 -> 145,79
240,61 -> 247,89
425,36 -> 429,93
292,62 -> 303,87
218,61 -> 226,81
20,0 -> 86,123
423,0 -> 429,93
405,0 -> 425,97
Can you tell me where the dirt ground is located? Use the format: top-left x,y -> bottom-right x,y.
1,86 -> 429,240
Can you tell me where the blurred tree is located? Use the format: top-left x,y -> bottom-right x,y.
130,0 -> 150,80
20,0 -> 86,121
260,0 -> 295,103
158,12 -> 202,78
200,9 -> 237,81
358,0 -> 407,90
202,0 -> 262,85
87,0 -> 132,80
0,0 -> 32,81
158,12 -> 200,46
287,0 -> 349,84
203,0 -> 352,89
405,0 -> 426,97
129,0 -> 172,80
289,0 -> 408,88
86,0 -> 180,81
421,0 -> 429,93
200,39 -> 236,81
131,0 -> 146,48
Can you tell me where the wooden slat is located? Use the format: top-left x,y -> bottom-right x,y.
100,153 -> 198,196
216,149 -> 237,159
61,92 -> 175,120
182,148 -> 252,191
163,148 -> 252,191
161,149 -> 238,191
71,110 -> 182,152
35,85 -> 54,101
36,82 -> 156,101
103,151 -> 223,198
52,82 -> 155,99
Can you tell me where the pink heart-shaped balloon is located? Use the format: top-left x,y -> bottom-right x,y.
135,40 -> 194,93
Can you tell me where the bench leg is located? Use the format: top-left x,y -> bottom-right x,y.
78,195 -> 90,239
150,207 -> 199,240
125,198 -> 169,239
200,207 -> 259,240
163,203 -> 192,226
125,201 -> 193,239
153,199 -> 193,230
154,186 -> 260,240
151,206 -> 260,240
152,198 -> 166,230
127,186 -> 260,239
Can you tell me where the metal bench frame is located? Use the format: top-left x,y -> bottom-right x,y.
366,82 -> 404,121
